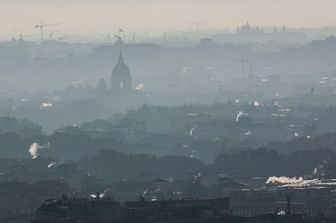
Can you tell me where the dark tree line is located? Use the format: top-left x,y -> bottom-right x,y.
79,149 -> 205,179
211,148 -> 336,178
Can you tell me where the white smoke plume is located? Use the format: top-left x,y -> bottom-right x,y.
48,162 -> 57,168
253,101 -> 261,107
313,168 -> 318,175
136,83 -> 144,91
189,125 -> 197,137
236,111 -> 248,122
312,160 -> 327,176
266,176 -> 321,187
28,142 -> 50,159
72,80 -> 82,87
40,102 -> 53,110
90,193 -> 104,199
266,176 -> 304,185
244,130 -> 252,136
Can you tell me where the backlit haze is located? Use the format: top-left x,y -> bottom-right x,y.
1,0 -> 336,41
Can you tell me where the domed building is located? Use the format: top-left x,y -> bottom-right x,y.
111,52 -> 132,91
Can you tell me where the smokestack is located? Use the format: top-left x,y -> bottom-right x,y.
286,195 -> 291,215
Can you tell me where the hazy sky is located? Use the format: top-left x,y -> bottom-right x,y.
1,0 -> 335,40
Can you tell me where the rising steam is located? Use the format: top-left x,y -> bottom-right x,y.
28,142 -> 50,159
236,111 -> 248,122
266,176 -> 321,187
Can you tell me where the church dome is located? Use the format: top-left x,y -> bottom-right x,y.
112,56 -> 131,78
111,52 -> 132,90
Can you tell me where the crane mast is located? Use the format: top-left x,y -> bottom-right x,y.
35,20 -> 61,42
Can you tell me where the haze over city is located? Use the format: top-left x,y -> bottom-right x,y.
2,1 -> 336,223
1,0 -> 336,40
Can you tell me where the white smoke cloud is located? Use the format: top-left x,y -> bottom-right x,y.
312,160 -> 327,176
28,142 -> 50,159
40,102 -> 53,110
253,101 -> 261,107
182,66 -> 192,73
244,130 -> 251,136
236,111 -> 248,122
90,193 -> 104,199
48,161 -> 57,168
90,193 -> 97,198
20,98 -> 30,102
266,176 -> 320,187
266,176 -> 304,185
135,83 -> 145,91
189,125 -> 197,137
72,80 -> 82,87
313,168 -> 318,175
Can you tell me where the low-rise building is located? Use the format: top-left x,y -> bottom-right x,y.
230,186 -> 336,218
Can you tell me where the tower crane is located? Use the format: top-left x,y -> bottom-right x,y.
35,20 -> 61,42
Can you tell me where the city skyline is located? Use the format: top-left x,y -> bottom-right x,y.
1,0 -> 336,40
